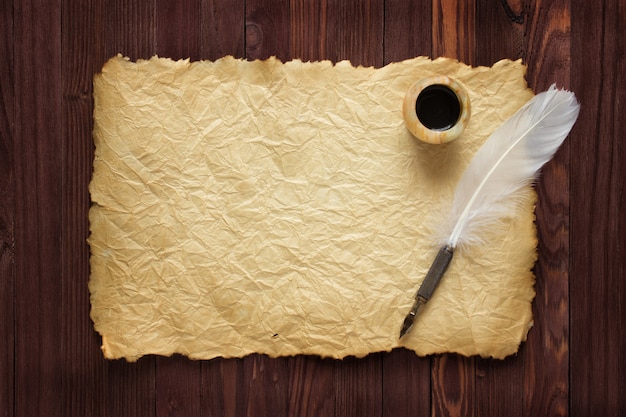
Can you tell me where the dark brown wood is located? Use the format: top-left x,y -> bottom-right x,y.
431,355 -> 475,417
201,0 -> 246,60
156,355 -> 203,417
384,0 -> 433,63
523,2 -> 571,416
155,0 -> 203,61
570,1 -> 626,416
105,358 -> 156,417
289,0 -> 328,62
475,0 -> 525,65
324,0 -> 385,67
104,0 -> 156,59
245,0 -> 290,61
287,356 -> 336,417
13,1 -> 64,417
2,1 -> 625,416
61,0 -> 109,416
243,355 -> 290,417
334,354 -> 383,417
432,0 -> 476,65
382,349 -> 430,417
0,0 -> 14,416
202,357 -> 248,417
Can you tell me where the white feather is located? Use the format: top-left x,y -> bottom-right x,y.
446,84 -> 580,249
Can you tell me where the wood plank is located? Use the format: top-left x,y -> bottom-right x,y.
474,355 -> 523,417
287,356 -> 335,417
13,1 -> 64,416
289,0 -> 327,62
156,355 -> 203,417
202,358 -> 248,417
475,0 -> 525,65
243,355 -> 290,417
432,0 -> 475,65
0,0 -> 14,415
522,1 -> 571,415
204,355 -> 335,417
201,0 -> 245,60
382,349 -> 430,417
105,358 -> 157,417
570,0 -> 626,415
60,0 -> 109,416
324,0 -> 384,67
155,0 -> 203,61
334,354 -> 383,417
104,0 -> 156,60
245,0 -> 290,61
431,354 -> 474,417
384,0 -> 432,63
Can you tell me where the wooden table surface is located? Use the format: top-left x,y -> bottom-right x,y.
1,1 -> 624,416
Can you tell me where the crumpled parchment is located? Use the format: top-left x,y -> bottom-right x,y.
89,54 -> 537,361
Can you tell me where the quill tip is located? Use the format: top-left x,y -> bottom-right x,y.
399,297 -> 427,339
399,315 -> 414,339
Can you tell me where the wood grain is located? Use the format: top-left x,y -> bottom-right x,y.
570,1 -> 626,415
61,0 -> 108,415
289,0 -> 328,62
382,349 -> 430,417
383,0 -> 432,63
105,358 -> 156,417
475,0 -> 525,65
431,355 -> 475,417
201,0 -> 245,59
13,1 -> 64,417
287,356 -> 335,417
334,354 -> 383,417
432,0 -> 475,65
0,0 -> 14,415
156,355 -> 203,417
523,2 -> 571,416
245,0 -> 290,61
155,0 -> 203,61
202,357 -> 247,417
324,0 -> 384,67
104,0 -> 156,59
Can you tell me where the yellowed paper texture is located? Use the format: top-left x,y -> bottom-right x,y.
89,55 -> 537,361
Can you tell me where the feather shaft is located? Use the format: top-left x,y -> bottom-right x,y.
446,85 -> 580,248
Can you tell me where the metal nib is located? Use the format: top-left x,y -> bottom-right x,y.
399,296 -> 426,338
399,246 -> 454,339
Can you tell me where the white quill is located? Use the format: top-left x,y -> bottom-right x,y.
446,84 -> 580,249
400,84 -> 580,338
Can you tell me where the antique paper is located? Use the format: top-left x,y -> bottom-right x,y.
89,55 -> 537,361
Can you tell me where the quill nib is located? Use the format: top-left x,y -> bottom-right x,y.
399,246 -> 454,338
399,296 -> 427,338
